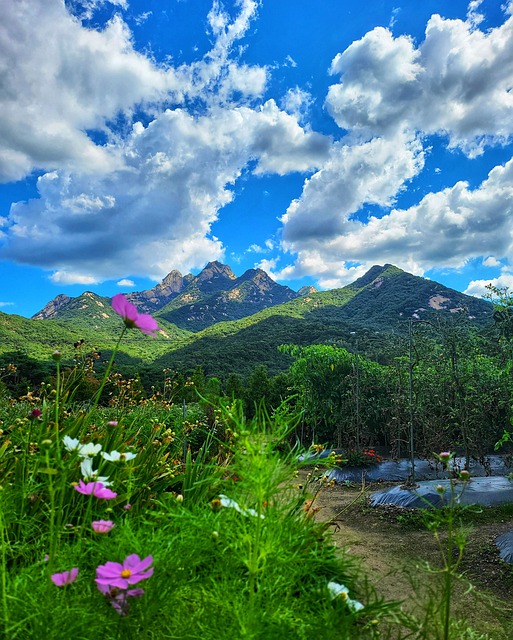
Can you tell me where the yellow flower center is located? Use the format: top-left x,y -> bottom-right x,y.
121,569 -> 132,578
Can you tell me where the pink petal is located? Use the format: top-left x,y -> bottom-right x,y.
51,568 -> 78,586
112,294 -> 138,321
92,484 -> 117,499
96,576 -> 129,589
96,561 -> 123,578
135,314 -> 160,336
124,554 -> 153,573
74,480 -> 93,495
127,567 -> 153,584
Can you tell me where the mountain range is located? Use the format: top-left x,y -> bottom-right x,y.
1,262 -> 494,379
33,261 -> 316,331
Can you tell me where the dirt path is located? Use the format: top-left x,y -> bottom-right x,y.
307,477 -> 513,638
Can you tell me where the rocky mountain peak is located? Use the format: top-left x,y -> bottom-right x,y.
297,285 -> 318,296
197,261 -> 236,281
161,270 -> 183,287
32,293 -> 73,320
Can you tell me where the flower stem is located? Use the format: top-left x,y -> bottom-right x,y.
88,327 -> 126,416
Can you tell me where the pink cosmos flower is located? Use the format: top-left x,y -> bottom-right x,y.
112,294 -> 160,337
95,554 -> 153,590
92,519 -> 115,534
51,568 -> 79,587
74,480 -> 117,500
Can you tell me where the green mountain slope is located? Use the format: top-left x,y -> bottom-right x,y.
3,264 -> 494,379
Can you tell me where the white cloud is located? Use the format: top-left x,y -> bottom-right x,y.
326,10 -> 513,156
0,301 -> 14,308
117,279 -> 135,287
464,274 -> 513,298
247,244 -> 264,253
0,1 -> 332,282
134,11 -> 152,26
281,87 -> 314,124
279,154 -> 513,284
483,256 -> 501,267
3,103 -> 328,281
275,6 -> 513,288
281,133 -> 424,247
0,0 -> 269,183
50,271 -> 99,285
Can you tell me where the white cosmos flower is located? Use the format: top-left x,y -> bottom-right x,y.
80,458 -> 112,486
219,494 -> 264,519
78,442 -> 102,458
63,436 -> 80,452
101,450 -> 137,462
327,581 -> 364,612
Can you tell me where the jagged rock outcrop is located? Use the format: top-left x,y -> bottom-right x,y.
126,270 -> 194,314
32,294 -> 73,320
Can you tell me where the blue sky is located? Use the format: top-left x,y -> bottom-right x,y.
1,0 -> 513,317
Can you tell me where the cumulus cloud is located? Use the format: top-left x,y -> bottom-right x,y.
326,9 -> 513,155
276,5 -> 513,287
0,302 -> 14,308
0,0 -> 332,284
0,0 -> 268,183
3,103 -> 329,283
117,279 -> 135,287
464,274 -> 513,298
280,156 -> 513,285
281,133 -> 424,245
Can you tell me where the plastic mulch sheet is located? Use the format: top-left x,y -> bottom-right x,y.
495,531 -> 513,563
370,476 -> 513,509
324,455 -> 512,484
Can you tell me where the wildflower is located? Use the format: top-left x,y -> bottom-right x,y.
327,581 -> 364,612
29,408 -> 42,420
459,469 -> 471,481
78,442 -> 102,458
436,484 -> 445,494
304,499 -> 320,517
80,458 -> 112,486
112,294 -> 160,337
96,554 -> 153,590
52,350 -> 62,362
74,480 -> 117,500
123,504 -> 132,510
107,421 -> 118,427
92,520 -> 115,534
438,452 -> 452,462
63,436 -> 80,452
101,450 -> 137,462
51,568 -> 79,587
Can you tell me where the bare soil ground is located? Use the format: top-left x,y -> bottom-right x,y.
305,475 -> 513,639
